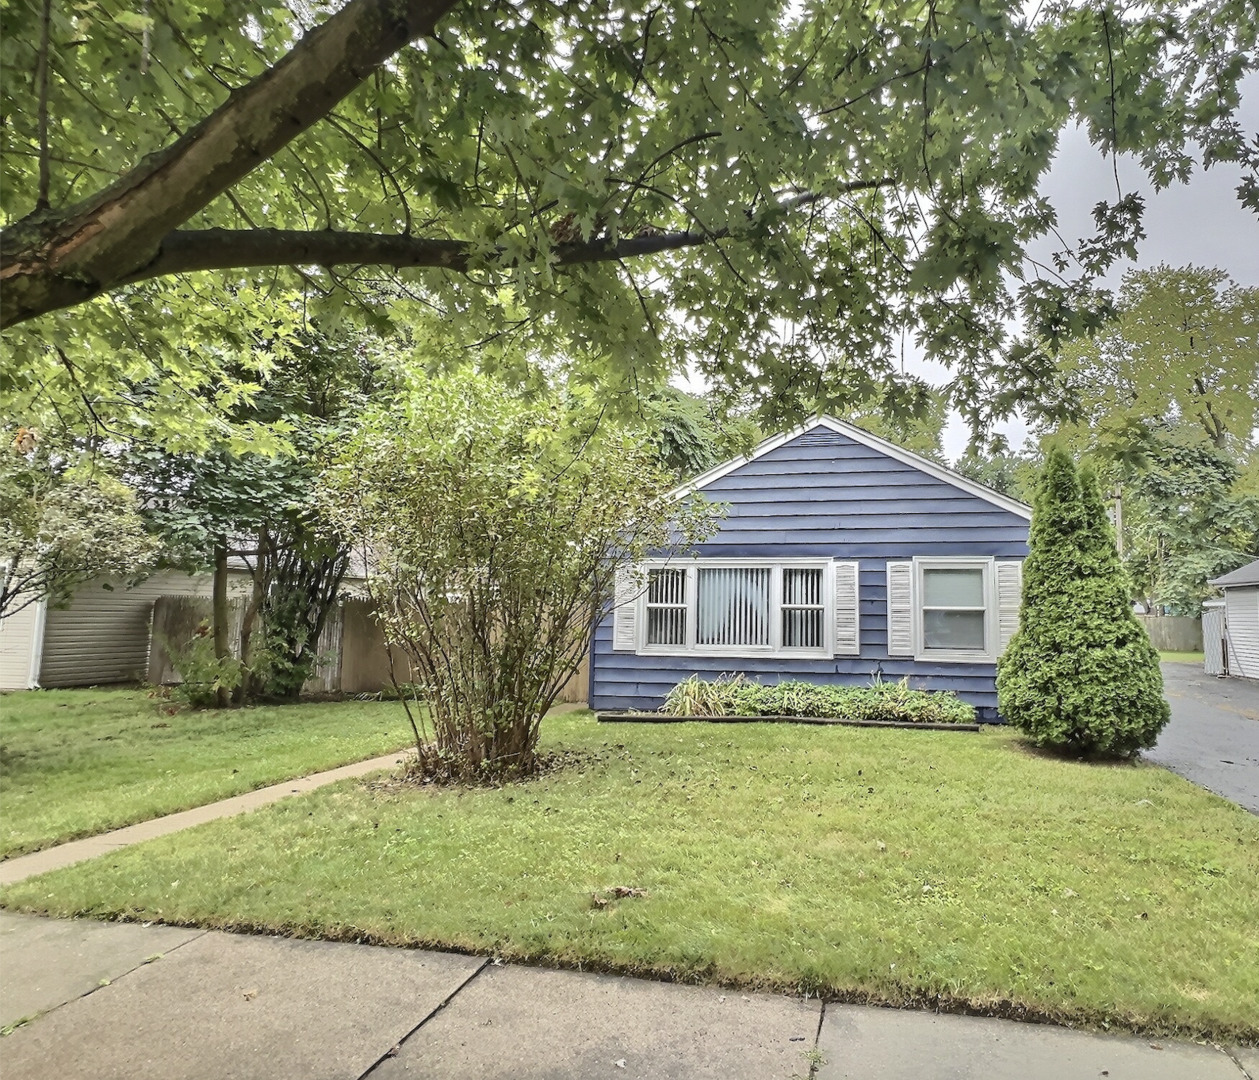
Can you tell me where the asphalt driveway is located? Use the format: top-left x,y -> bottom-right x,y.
1145,663 -> 1259,813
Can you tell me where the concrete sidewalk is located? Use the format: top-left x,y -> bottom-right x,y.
1,913 -> 1252,1080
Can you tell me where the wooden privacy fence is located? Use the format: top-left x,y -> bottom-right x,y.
148,595 -> 590,702
149,595 -> 345,693
1136,615 -> 1202,653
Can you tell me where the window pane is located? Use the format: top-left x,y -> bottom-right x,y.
923,568 -> 984,607
783,568 -> 822,606
697,567 -> 770,646
648,568 -> 686,605
923,609 -> 986,650
783,606 -> 824,648
646,606 -> 687,646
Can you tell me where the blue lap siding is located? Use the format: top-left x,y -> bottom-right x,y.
589,425 -> 1030,719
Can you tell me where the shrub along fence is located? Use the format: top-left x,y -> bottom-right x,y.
149,595 -> 345,693
149,595 -> 591,701
1136,616 -> 1202,653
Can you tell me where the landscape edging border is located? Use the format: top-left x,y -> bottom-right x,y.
595,713 -> 980,731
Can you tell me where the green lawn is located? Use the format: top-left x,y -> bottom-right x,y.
3,712 -> 1256,1043
1160,652 -> 1205,664
0,688 -> 412,858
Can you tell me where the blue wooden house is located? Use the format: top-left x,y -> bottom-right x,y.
589,416 -> 1031,720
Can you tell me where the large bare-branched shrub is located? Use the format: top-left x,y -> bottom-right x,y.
319,372 -> 715,780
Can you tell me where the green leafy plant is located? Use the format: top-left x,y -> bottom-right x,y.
997,449 -> 1170,757
166,625 -> 244,710
660,677 -> 976,724
320,370 -> 719,781
663,674 -> 747,716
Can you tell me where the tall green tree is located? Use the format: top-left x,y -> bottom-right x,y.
1120,429 -> 1258,614
1037,267 -> 1259,455
2,1 -> 1256,441
1026,267 -> 1259,612
997,449 -> 1168,757
123,328 -> 389,702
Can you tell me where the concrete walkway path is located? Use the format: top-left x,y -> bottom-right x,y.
1146,663 -> 1259,813
0,703 -> 592,888
0,749 -> 411,888
0,913 -> 1252,1080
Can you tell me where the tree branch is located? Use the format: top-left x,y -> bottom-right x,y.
116,177 -> 894,285
1,0 -> 461,328
115,226 -> 722,284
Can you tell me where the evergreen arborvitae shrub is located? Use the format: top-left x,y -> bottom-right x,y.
996,448 -> 1170,757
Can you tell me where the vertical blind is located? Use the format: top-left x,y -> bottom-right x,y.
781,567 -> 824,648
645,568 -> 687,645
696,567 -> 771,646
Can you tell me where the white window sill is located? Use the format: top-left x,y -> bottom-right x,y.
913,648 -> 996,665
638,645 -> 832,660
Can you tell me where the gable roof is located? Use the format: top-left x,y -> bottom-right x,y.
1210,558 -> 1259,589
676,415 -> 1033,520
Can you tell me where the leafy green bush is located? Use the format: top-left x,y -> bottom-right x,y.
166,627 -> 244,710
661,676 -> 976,724
997,449 -> 1169,757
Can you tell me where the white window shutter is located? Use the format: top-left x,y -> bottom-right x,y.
832,561 -> 860,655
886,561 -> 913,655
612,565 -> 640,652
996,560 -> 1023,654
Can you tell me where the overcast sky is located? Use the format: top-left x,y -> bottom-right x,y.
936,76 -> 1259,459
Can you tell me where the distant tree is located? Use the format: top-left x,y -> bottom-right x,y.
953,443 -> 1042,503
320,371 -> 717,780
1120,429 -> 1259,615
123,329 -> 384,704
1039,266 -> 1259,455
1,431 -> 158,620
640,388 -> 760,480
997,449 -> 1168,757
845,384 -> 949,464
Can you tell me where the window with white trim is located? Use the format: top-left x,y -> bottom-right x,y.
781,567 -> 825,649
912,558 -> 996,662
645,568 -> 687,646
637,560 -> 841,656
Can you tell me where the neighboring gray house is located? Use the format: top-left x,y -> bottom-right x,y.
0,570 -> 251,691
590,416 -> 1031,720
1207,558 -> 1259,680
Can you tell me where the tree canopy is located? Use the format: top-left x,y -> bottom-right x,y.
0,432 -> 158,619
1034,266 -> 1259,457
3,0 -> 1257,436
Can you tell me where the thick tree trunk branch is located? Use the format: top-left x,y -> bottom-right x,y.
0,0 -> 460,328
118,226 -> 725,283
105,176 -> 893,290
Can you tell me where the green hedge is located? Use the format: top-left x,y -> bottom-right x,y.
661,676 -> 977,724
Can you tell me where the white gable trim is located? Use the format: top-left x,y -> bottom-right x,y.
675,415 -> 1032,521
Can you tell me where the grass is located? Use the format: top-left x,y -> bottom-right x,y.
1160,652 -> 1205,665
4,712 -> 1256,1042
0,688 -> 413,859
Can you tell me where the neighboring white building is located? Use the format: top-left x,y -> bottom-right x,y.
0,571 -> 242,690
1209,558 -> 1259,681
